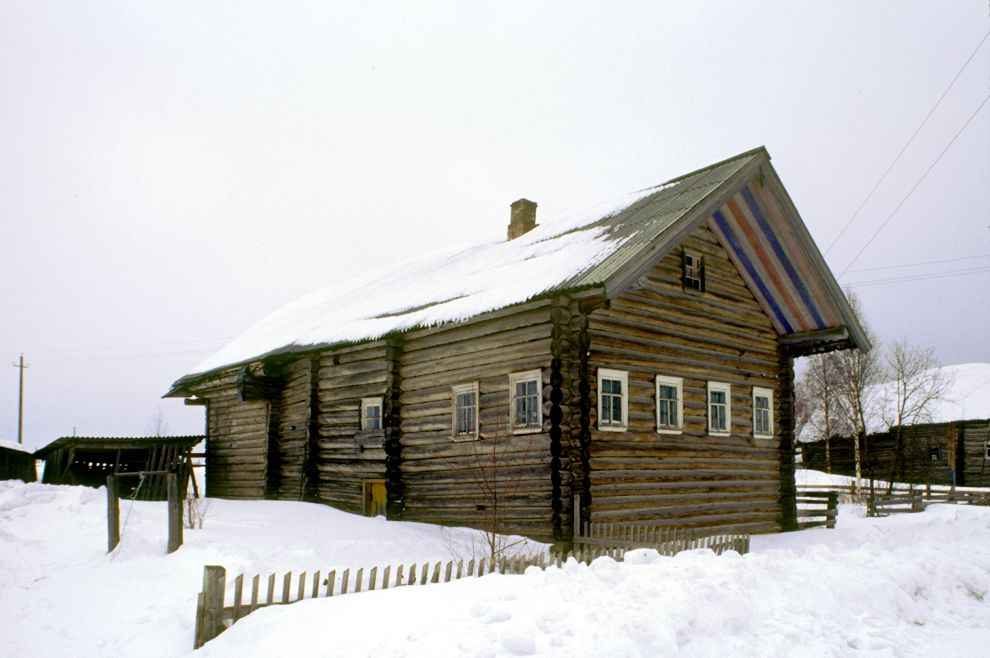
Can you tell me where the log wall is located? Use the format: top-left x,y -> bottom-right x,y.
193,370 -> 271,499
314,342 -> 390,513
586,223 -> 789,534
273,358 -> 313,500
398,301 -> 556,540
961,420 -> 990,487
802,419 -> 990,487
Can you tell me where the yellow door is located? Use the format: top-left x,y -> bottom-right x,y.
364,480 -> 387,517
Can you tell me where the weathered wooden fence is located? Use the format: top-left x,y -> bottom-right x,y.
194,554 -> 549,648
194,523 -> 751,648
795,489 -> 839,529
572,521 -> 750,557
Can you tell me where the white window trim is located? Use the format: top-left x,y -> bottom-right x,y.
655,375 -> 684,435
509,369 -> 543,434
451,382 -> 479,442
707,381 -> 732,436
752,386 -> 774,439
598,368 -> 629,432
361,397 -> 383,432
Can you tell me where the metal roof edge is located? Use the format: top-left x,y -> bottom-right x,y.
602,150 -> 769,298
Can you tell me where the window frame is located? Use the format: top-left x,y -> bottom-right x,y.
360,397 -> 383,432
597,368 -> 629,432
451,382 -> 480,441
655,375 -> 684,434
707,381 -> 732,436
751,387 -> 774,439
509,369 -> 543,434
682,249 -> 705,292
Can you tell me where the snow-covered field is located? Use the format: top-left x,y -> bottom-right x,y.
2,477 -> 989,657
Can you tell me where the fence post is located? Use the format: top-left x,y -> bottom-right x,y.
572,493 -> 581,540
167,472 -> 183,553
106,475 -> 120,553
194,565 -> 226,649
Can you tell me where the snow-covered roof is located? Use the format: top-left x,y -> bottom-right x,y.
872,362 -> 990,428
799,362 -> 990,442
0,439 -> 32,454
169,146 -> 866,395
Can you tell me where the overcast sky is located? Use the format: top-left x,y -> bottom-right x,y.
2,1 -> 988,450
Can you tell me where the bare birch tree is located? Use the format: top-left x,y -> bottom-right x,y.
830,291 -> 882,496
797,352 -> 851,473
882,340 -> 953,486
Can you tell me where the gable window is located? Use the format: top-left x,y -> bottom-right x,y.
452,382 -> 479,441
683,250 -> 704,292
707,381 -> 731,435
752,387 -> 774,438
361,397 -> 383,432
598,368 -> 628,431
986,441 -> 990,460
929,446 -> 942,462
655,375 -> 683,434
509,370 -> 542,433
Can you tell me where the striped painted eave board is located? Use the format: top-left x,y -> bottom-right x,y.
707,178 -> 841,338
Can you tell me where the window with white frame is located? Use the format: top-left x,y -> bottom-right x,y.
655,375 -> 683,433
509,370 -> 542,433
452,382 -> 479,441
707,381 -> 731,435
598,368 -> 628,431
361,397 -> 383,432
752,387 -> 773,438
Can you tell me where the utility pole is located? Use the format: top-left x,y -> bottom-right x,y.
13,354 -> 27,445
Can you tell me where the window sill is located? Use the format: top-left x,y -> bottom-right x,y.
451,434 -> 478,443
511,425 -> 544,435
708,431 -> 731,437
753,433 -> 775,441
598,425 -> 628,433
657,428 -> 683,435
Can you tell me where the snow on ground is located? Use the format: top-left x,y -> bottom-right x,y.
2,477 -> 989,657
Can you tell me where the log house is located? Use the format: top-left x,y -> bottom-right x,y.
166,147 -> 869,541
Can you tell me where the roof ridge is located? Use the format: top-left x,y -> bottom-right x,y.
635,146 -> 768,194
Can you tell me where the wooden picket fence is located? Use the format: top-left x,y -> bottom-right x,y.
194,553 -> 550,648
194,525 -> 751,649
572,522 -> 750,558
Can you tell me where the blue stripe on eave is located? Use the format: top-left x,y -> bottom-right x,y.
740,186 -> 827,329
712,210 -> 794,334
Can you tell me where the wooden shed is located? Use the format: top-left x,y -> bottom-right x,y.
166,147 -> 868,541
801,419 -> 990,487
0,440 -> 37,482
35,435 -> 202,500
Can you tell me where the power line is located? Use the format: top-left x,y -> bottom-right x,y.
30,348 -> 217,366
839,90 -> 990,277
4,336 -> 233,357
845,265 -> 990,288
825,29 -> 990,255
844,253 -> 990,274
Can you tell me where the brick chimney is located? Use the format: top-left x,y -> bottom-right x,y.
507,198 -> 537,240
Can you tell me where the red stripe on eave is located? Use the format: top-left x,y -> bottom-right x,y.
725,196 -> 813,332
749,180 -> 840,327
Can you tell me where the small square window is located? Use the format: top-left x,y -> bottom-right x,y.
986,441 -> 990,460
509,370 -> 542,433
683,250 -> 704,292
929,447 -> 942,462
598,368 -> 628,431
752,387 -> 774,438
708,381 -> 731,435
361,397 -> 383,432
452,382 -> 479,441
655,375 -> 683,434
